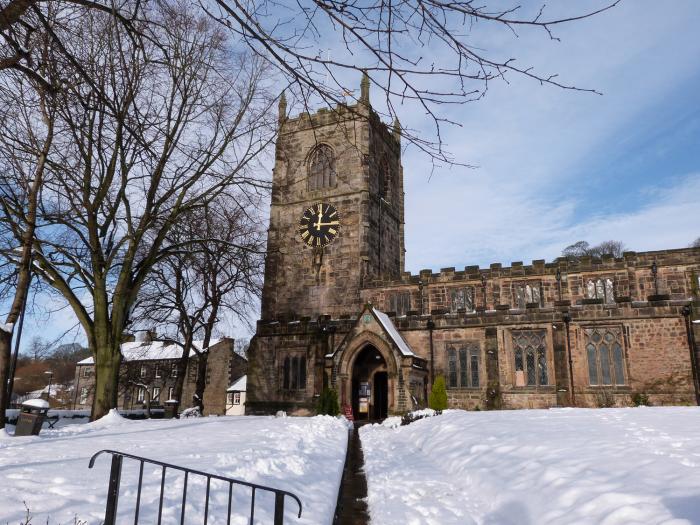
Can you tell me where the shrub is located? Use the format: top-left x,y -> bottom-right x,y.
316,388 -> 340,416
428,375 -> 448,411
595,388 -> 616,408
631,392 -> 650,406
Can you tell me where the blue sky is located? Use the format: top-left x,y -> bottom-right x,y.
9,0 -> 700,349
400,0 -> 700,271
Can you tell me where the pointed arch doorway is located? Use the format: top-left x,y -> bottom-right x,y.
351,345 -> 389,420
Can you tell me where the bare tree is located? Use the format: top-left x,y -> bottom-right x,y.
562,240 -> 626,261
0,0 -> 274,420
2,0 -> 619,160
134,195 -> 264,413
691,238 -> 700,248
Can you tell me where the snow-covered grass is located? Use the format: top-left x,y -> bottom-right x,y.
360,407 -> 700,525
1,412 -> 348,525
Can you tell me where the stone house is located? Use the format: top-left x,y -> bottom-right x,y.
246,73 -> 700,418
226,375 -> 247,416
74,333 -> 247,415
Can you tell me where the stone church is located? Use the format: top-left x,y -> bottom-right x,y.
246,74 -> 700,418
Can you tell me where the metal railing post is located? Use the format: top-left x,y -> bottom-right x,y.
104,454 -> 123,525
274,492 -> 285,525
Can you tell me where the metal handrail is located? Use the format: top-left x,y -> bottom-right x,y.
88,449 -> 303,525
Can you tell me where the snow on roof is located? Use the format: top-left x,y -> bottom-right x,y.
227,375 -> 247,392
77,339 -> 222,365
372,308 -> 415,356
23,398 -> 49,409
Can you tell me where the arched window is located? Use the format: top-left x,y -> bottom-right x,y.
584,328 -> 626,386
308,144 -> 336,190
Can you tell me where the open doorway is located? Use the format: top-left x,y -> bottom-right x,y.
351,345 -> 388,421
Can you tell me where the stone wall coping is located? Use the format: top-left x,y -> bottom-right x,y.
362,246 -> 700,289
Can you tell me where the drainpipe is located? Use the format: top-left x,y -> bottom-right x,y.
682,305 -> 700,405
563,313 -> 575,406
427,319 -> 435,388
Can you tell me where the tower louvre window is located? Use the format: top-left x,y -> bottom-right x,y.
308,144 -> 336,190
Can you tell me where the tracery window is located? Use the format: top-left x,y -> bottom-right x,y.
513,282 -> 541,309
308,144 -> 336,190
282,354 -> 307,391
446,343 -> 480,388
586,278 -> 615,304
585,327 -> 626,386
450,287 -> 475,313
389,291 -> 411,316
512,330 -> 548,387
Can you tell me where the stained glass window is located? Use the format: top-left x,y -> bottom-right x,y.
308,144 -> 336,190
448,347 -> 458,388
584,327 -> 626,386
459,349 -> 468,387
511,330 -> 548,386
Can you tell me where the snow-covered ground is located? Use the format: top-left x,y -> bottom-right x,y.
0,412 -> 348,524
360,407 -> 700,525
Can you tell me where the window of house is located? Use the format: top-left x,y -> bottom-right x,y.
80,387 -> 89,404
168,387 -> 175,401
282,355 -> 307,391
171,363 -> 178,377
389,291 -> 411,316
585,327 -> 626,386
513,282 -> 541,309
586,278 -> 615,304
450,287 -> 475,313
308,144 -> 336,190
82,366 -> 91,378
446,343 -> 480,388
233,392 -> 241,405
512,330 -> 548,387
140,365 -> 147,378
227,393 -> 233,405
154,364 -> 161,378
152,387 -> 161,402
137,388 -> 145,402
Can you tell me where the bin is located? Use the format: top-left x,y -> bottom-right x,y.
164,399 -> 179,419
15,398 -> 49,436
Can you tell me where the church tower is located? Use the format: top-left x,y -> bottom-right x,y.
260,74 -> 405,321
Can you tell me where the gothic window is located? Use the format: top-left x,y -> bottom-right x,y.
450,287 -> 475,313
389,291 -> 411,316
513,282 -> 542,309
585,327 -> 626,386
308,144 -> 336,190
586,278 -> 615,304
446,343 -> 480,388
282,354 -> 307,391
512,330 -> 548,387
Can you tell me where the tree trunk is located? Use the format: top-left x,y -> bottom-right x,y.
0,330 -> 12,428
194,352 -> 208,413
91,339 -> 122,420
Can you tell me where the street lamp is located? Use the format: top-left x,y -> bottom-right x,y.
555,268 -> 562,301
44,370 -> 53,405
651,260 -> 659,296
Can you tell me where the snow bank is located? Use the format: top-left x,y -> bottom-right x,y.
0,415 -> 348,524
360,407 -> 700,524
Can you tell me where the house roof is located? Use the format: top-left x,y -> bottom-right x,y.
77,339 -> 222,365
227,375 -> 247,392
372,308 -> 415,356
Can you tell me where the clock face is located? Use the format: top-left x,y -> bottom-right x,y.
298,202 -> 341,248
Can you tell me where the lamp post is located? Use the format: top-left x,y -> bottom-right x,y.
682,305 -> 699,405
555,268 -> 562,301
44,370 -> 53,405
562,313 -> 575,406
651,260 -> 659,296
